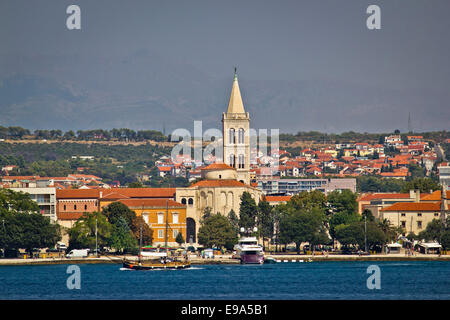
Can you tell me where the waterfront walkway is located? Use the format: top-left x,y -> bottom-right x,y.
1,253 -> 449,266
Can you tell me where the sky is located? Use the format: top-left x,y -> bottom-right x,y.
0,0 -> 449,133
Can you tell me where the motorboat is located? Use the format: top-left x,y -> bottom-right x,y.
233,237 -> 264,264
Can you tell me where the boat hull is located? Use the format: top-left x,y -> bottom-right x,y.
240,253 -> 264,264
122,260 -> 190,270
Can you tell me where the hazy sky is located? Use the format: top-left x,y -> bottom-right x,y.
1,0 -> 449,133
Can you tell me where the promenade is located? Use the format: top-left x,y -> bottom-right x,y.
1,253 -> 449,266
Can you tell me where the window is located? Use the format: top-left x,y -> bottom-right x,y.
229,128 -> 235,144
229,154 -> 235,168
401,221 -> 406,228
181,198 -> 186,205
143,214 -> 149,224
434,213 -> 439,217
84,204 -> 87,210
188,198 -> 193,205
417,213 -> 422,217
63,205 -> 66,211
238,128 -> 244,144
157,213 -> 164,224
74,204 -> 77,210
173,229 -> 179,238
401,213 -> 406,217
172,213 -> 179,224
238,154 -> 245,169
158,230 -> 164,239
417,221 -> 422,229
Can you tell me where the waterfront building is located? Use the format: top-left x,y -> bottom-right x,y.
117,199 -> 186,247
10,187 -> 57,222
256,178 -> 356,195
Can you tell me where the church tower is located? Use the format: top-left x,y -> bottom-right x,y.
222,69 -> 250,185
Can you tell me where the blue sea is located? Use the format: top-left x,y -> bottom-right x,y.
0,261 -> 449,300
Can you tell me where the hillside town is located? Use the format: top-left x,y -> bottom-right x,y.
0,72 -> 449,258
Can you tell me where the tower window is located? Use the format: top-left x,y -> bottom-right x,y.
229,154 -> 235,168
229,128 -> 235,144
238,154 -> 245,168
238,128 -> 245,144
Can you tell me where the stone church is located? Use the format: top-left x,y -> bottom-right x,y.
176,71 -> 262,244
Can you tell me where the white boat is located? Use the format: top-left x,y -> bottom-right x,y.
233,237 -> 264,264
140,247 -> 167,258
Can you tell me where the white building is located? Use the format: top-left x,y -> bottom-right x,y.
9,187 -> 57,222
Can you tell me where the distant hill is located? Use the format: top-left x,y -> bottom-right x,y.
1,50 -> 449,134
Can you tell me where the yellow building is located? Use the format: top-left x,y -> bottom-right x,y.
118,199 -> 187,246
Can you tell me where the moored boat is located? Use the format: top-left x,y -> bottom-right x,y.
234,236 -> 264,264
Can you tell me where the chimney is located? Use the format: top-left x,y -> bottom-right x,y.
410,189 -> 415,199
415,189 -> 420,203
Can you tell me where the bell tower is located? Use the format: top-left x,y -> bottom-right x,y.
222,68 -> 250,185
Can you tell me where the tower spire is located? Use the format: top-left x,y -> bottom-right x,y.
226,67 -> 245,114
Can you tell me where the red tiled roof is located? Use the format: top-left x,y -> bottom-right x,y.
118,199 -> 185,209
381,202 -> 441,212
421,190 -> 450,201
201,163 -> 235,170
57,189 -> 100,199
265,195 -> 292,202
189,180 -> 249,188
101,188 -> 176,199
358,193 -> 411,202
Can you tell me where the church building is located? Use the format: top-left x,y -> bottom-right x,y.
176,70 -> 262,244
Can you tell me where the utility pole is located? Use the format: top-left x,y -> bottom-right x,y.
95,217 -> 98,258
364,215 -> 368,254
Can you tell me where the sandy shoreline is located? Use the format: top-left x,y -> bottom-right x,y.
1,254 -> 449,266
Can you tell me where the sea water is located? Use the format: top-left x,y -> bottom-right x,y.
0,261 -> 449,300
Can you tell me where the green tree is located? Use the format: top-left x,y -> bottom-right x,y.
239,192 -> 258,230
257,196 -> 274,250
227,209 -> 239,235
175,232 -> 185,246
400,178 -> 440,193
197,213 -> 238,249
109,216 -> 137,253
102,202 -> 136,227
129,216 -> 153,246
68,212 -> 112,250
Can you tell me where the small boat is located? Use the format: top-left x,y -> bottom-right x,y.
264,256 -> 277,264
122,200 -> 190,270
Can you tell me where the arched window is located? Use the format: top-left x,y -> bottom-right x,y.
238,128 -> 245,144
84,204 -> 87,210
238,154 -> 245,169
74,204 -> 77,210
229,128 -> 235,144
181,198 -> 187,205
188,198 -> 194,205
63,205 -> 66,211
229,154 -> 235,168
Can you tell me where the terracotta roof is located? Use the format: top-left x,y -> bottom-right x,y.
381,202 -> 441,212
265,196 -> 292,202
118,199 -> 185,209
101,188 -> 176,199
358,193 -> 411,202
189,180 -> 249,188
57,189 -> 100,199
201,163 -> 235,171
421,190 -> 450,201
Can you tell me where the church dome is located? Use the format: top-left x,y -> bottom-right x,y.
200,163 -> 237,180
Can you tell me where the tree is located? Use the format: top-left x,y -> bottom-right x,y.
129,216 -> 153,246
175,232 -> 185,246
279,208 -> 325,253
328,190 -> 360,240
239,192 -> 258,230
257,196 -> 274,250
441,231 -> 450,250
227,209 -> 239,235
197,213 -> 238,249
202,207 -> 212,220
102,202 -> 136,227
0,212 -> 61,254
109,216 -> 137,253
400,178 -> 440,193
68,212 -> 112,250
